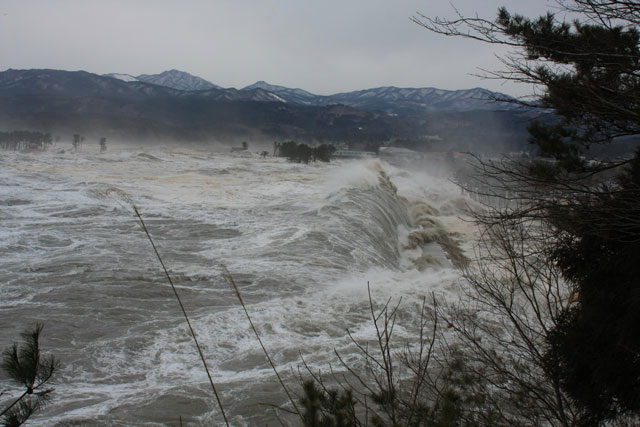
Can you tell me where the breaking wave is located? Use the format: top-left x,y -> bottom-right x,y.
0,147 -> 470,426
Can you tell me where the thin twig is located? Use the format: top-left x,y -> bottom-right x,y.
0,390 -> 29,418
223,267 -> 303,421
256,402 -> 299,415
133,205 -> 230,427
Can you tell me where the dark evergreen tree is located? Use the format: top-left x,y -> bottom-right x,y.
72,134 -> 81,152
415,1 -> 640,422
277,141 -> 335,164
279,141 -> 299,160
1,324 -> 58,426
545,151 -> 640,422
300,381 -> 358,427
297,143 -> 313,164
0,131 -> 53,151
313,144 -> 336,162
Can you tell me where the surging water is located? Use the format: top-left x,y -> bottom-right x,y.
0,144 -> 473,426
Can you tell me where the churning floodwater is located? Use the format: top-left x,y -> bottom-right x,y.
0,143 -> 476,426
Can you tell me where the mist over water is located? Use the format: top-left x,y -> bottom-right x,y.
0,143 -> 472,426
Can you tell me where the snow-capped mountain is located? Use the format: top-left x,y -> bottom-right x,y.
104,73 -> 138,82
1,69 -> 514,114
0,69 -> 177,98
242,81 -> 318,104
240,82 -> 515,115
99,70 -> 517,114
0,68 -> 533,152
136,69 -> 221,91
323,86 -> 513,114
197,87 -> 286,104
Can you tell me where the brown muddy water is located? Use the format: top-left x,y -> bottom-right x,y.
0,144 -> 469,426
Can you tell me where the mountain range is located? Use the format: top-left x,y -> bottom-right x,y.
102,69 -> 516,115
0,68 -> 533,151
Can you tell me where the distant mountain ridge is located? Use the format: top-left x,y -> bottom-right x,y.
0,68 -> 532,152
104,69 -> 221,91
320,86 -> 511,115
136,69 -> 222,91
99,69 -> 515,115
104,73 -> 138,82
241,82 -> 514,115
242,80 -> 318,104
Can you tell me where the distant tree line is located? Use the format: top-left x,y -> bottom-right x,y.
0,131 -> 109,154
72,134 -> 85,152
0,131 -> 53,151
275,141 -> 336,164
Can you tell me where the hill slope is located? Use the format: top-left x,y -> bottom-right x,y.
0,68 -> 532,151
136,69 -> 222,91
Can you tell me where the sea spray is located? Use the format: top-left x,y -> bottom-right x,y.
0,147 -> 473,425
405,200 -> 468,269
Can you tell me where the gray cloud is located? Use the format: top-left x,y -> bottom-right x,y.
1,0 -> 555,95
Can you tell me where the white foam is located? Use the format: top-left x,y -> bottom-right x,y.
0,145 -> 476,424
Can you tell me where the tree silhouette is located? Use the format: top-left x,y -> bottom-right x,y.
72,134 -> 85,152
1,324 -> 58,426
0,131 -> 54,151
416,1 -> 640,422
277,141 -> 336,163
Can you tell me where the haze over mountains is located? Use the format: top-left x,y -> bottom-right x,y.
104,69 -> 516,115
0,68 -> 533,152
107,70 -> 223,91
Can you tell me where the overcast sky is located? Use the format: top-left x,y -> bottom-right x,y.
1,1 -> 557,96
